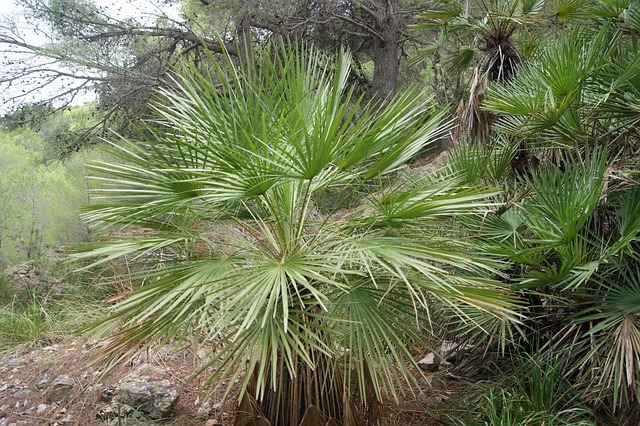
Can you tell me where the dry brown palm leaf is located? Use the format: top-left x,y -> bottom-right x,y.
455,67 -> 494,144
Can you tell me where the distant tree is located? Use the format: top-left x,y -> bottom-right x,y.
0,126 -> 88,261
264,0 -> 431,103
1,0 -> 436,151
0,102 -> 56,132
1,0 -> 231,147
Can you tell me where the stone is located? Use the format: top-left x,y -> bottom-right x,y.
2,261 -> 38,293
438,340 -> 473,362
116,377 -> 179,419
196,399 -> 211,419
417,352 -> 439,372
101,386 -> 117,402
17,407 -> 34,416
419,374 -> 447,390
59,414 -> 74,424
416,391 -> 447,408
128,363 -> 166,378
47,376 -> 75,403
12,389 -> 31,398
96,403 -> 133,421
36,404 -> 48,414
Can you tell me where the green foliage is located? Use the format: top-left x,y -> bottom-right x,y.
484,21 -> 640,146
0,298 -> 55,350
0,254 -> 107,351
75,42 -> 522,424
0,293 -> 101,351
0,102 -> 56,132
459,146 -> 640,409
451,351 -> 596,425
0,122 -> 90,263
448,4 -> 640,418
412,0 -> 547,81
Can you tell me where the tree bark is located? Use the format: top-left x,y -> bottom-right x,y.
370,1 -> 400,105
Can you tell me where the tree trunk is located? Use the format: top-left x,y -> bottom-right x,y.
236,11 -> 253,70
370,0 -> 400,106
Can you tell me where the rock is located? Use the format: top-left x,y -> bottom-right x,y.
83,383 -> 101,399
416,391 -> 447,408
1,259 -> 68,296
12,389 -> 31,398
417,352 -> 439,372
37,404 -> 48,414
47,376 -> 75,403
417,341 -> 474,373
439,340 -> 473,362
96,403 -> 133,421
116,377 -> 179,419
101,386 -> 117,402
2,261 -> 38,293
59,414 -> 74,424
35,375 -> 50,390
196,399 -> 211,419
419,374 -> 447,390
128,363 -> 166,378
17,407 -> 34,416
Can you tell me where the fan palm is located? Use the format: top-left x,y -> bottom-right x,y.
455,5 -> 640,415
412,0 -> 550,143
483,12 -> 640,147
74,42 -> 521,425
455,144 -> 640,416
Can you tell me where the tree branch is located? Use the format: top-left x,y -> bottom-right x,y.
331,12 -> 385,43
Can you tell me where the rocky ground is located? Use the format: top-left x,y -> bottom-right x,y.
0,339 -> 238,426
0,336 -> 455,425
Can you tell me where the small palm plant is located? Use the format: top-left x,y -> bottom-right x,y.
455,8 -> 640,418
75,43 -> 521,425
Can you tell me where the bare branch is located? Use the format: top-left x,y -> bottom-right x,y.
331,12 -> 385,42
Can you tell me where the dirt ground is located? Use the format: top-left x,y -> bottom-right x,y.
0,338 -> 453,426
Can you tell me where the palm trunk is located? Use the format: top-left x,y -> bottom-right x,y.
236,349 -> 355,426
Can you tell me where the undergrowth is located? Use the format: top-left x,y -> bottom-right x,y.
0,255 -> 107,351
448,349 -> 597,426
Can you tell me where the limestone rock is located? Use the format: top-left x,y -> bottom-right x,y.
196,399 -> 211,420
35,375 -> 50,390
2,261 -> 38,294
12,389 -> 31,399
47,376 -> 75,403
417,352 -> 439,372
96,402 -> 133,421
116,377 -> 178,419
416,391 -> 447,408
